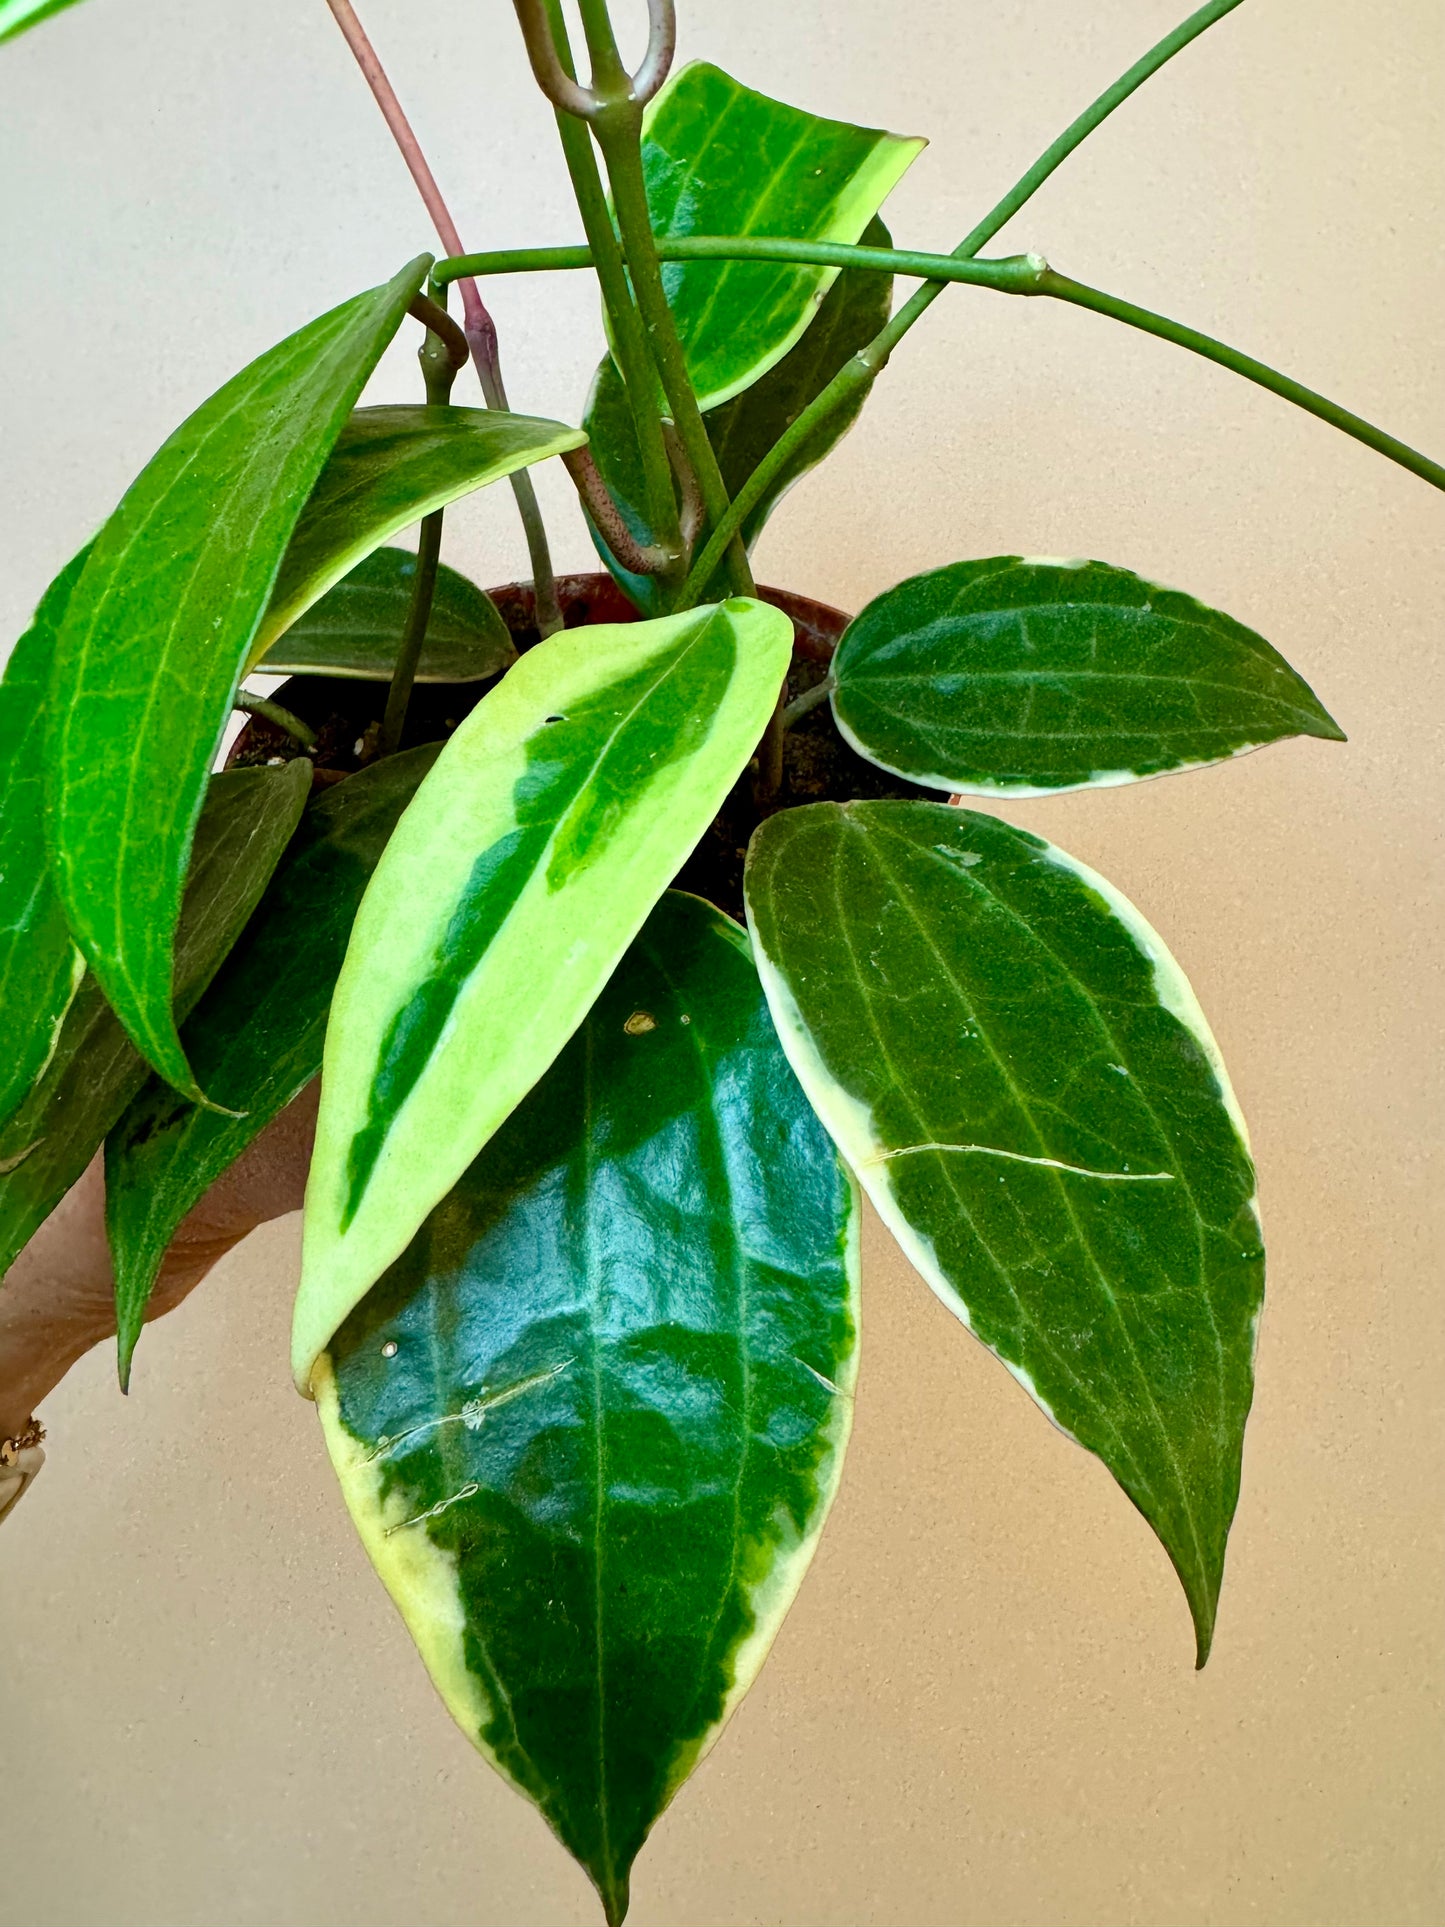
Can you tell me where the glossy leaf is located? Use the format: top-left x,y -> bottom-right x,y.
257,547 -> 514,684
0,552 -> 88,1125
636,61 -> 923,409
0,764 -> 310,1281
703,215 -> 896,545
0,0 -> 83,43
105,749 -> 438,1387
253,407 -> 584,667
585,218 -> 896,613
294,598 -> 794,1390
316,891 -> 859,1926
832,556 -> 1346,795
746,800 -> 1264,1664
45,258 -> 429,1101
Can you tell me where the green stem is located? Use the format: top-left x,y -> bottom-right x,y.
323,0 -> 564,637
537,0 -> 682,563
677,0 -> 1254,605
574,0 -> 631,94
381,315 -> 459,747
379,510 -> 443,757
949,0 -> 1250,270
592,113 -> 755,599
232,692 -> 317,752
781,677 -> 835,728
431,237 -> 1042,290
1033,269 -> 1445,493
566,0 -> 752,598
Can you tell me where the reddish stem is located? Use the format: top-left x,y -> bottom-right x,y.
322,0 -> 562,632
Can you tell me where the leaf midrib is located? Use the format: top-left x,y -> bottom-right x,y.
815,828 -> 1157,1509
868,817 -> 1226,1591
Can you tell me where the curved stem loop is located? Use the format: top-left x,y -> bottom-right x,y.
633,0 -> 677,104
561,447 -> 676,574
232,692 -> 317,752
407,294 -> 469,372
511,0 -> 675,116
513,0 -> 601,117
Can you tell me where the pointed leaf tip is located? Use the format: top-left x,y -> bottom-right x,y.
831,555 -> 1348,795
45,258 -> 428,1094
2,764 -> 311,1287
318,894 -> 858,1906
746,800 -> 1263,1657
600,1875 -> 630,1927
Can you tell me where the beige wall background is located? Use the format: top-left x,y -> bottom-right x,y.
1,3 -> 1442,1923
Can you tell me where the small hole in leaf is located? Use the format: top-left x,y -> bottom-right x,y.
544,714 -> 566,724
381,1340 -> 399,1360
624,1011 -> 657,1036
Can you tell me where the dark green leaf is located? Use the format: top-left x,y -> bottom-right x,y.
293,600 -> 794,1389
0,0 -> 84,44
45,258 -> 430,1101
0,552 -> 88,1125
317,891 -> 859,1927
746,800 -> 1264,1665
256,547 -> 514,684
831,556 -> 1346,794
578,359 -> 671,620
585,218 -> 896,611
256,408 -> 584,662
105,748 -> 439,1386
636,61 -> 922,408
704,215 -> 895,545
0,764 -> 310,1281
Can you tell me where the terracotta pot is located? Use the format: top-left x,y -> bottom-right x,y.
230,572 -> 925,919
482,573 -> 849,666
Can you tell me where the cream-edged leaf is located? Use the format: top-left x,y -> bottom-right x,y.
831,556 -> 1345,795
745,799 -> 1263,1664
633,61 -> 923,409
316,892 -> 858,1927
294,598 -> 794,1388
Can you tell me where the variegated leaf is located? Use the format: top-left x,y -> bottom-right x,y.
746,800 -> 1263,1664
634,61 -> 923,409
317,891 -> 859,1927
831,557 -> 1344,794
294,598 -> 794,1388
252,408 -> 584,669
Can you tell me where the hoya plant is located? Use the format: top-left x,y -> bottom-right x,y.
0,0 -> 1439,1921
